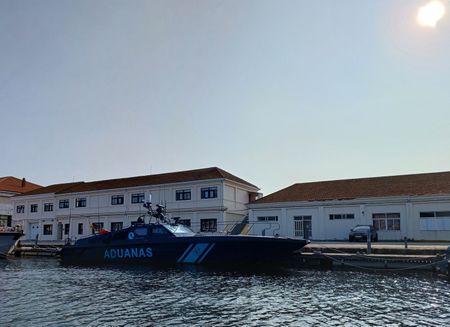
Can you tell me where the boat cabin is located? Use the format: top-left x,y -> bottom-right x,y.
74,223 -> 196,246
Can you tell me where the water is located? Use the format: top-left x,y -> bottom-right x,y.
1,258 -> 450,327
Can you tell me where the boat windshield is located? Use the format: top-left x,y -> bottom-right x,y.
164,224 -> 196,237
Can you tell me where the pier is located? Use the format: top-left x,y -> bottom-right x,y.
296,241 -> 450,279
13,240 -> 63,257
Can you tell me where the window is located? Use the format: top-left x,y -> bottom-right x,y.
200,219 -> 217,232
64,223 -> 70,235
111,195 -> 124,205
176,189 -> 191,201
30,204 -> 38,213
91,222 -> 104,233
420,211 -> 450,231
16,205 -> 25,213
44,203 -> 54,212
111,222 -> 123,232
78,223 -> 83,235
329,214 -> 355,220
59,199 -> 69,209
131,219 -> 145,226
178,219 -> 191,227
43,224 -> 53,235
75,198 -> 86,208
420,211 -> 450,218
436,211 -> 450,217
372,213 -> 400,231
201,187 -> 217,199
131,193 -> 145,204
257,216 -> 278,222
150,225 -> 169,235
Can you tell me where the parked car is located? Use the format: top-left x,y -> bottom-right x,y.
348,225 -> 378,242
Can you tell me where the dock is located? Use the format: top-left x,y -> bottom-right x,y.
12,240 -> 64,257
296,241 -> 450,278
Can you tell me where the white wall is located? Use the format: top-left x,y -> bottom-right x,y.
250,195 -> 450,241
13,178 -> 259,240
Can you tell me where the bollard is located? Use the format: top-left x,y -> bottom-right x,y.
404,237 -> 408,249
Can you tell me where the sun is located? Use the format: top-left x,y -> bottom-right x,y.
417,0 -> 446,27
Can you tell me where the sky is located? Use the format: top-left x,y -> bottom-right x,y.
1,0 -> 450,195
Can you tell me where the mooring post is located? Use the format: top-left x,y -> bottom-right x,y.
404,237 -> 408,249
367,228 -> 372,254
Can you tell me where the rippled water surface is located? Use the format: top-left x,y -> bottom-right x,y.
1,258 -> 450,326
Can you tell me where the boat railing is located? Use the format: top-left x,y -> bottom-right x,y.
245,221 -> 281,237
182,221 -> 281,237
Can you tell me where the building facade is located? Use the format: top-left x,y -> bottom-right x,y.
249,172 -> 450,241
0,177 -> 41,228
12,167 -> 259,241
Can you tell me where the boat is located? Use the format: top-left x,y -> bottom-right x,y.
61,201 -> 309,265
0,227 -> 23,258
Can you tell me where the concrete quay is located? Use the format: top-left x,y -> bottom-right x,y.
297,241 -> 450,278
303,241 -> 450,256
13,240 -> 64,257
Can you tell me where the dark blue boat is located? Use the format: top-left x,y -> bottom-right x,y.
61,202 -> 308,265
0,230 -> 23,258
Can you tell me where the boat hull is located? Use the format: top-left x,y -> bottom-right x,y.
0,232 -> 22,257
61,235 -> 308,266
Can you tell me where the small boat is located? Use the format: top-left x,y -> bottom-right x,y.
61,202 -> 308,265
0,227 -> 23,258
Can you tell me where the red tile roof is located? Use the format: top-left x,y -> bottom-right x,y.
18,182 -> 85,196
18,167 -> 258,196
0,177 -> 42,194
253,171 -> 450,204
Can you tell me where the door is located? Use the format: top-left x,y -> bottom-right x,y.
303,217 -> 312,239
57,223 -> 63,240
294,216 -> 312,239
30,223 -> 39,240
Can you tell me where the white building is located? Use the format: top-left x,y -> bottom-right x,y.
0,177 -> 41,228
249,172 -> 450,241
12,167 -> 259,241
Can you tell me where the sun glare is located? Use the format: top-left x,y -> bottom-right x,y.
417,1 -> 446,27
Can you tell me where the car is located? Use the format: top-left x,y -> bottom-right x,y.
348,225 -> 378,242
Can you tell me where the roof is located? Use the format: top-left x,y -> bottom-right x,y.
252,171 -> 450,204
18,182 -> 85,196
0,176 -> 42,194
18,167 -> 258,196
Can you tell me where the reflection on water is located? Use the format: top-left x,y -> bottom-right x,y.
1,257 -> 450,327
